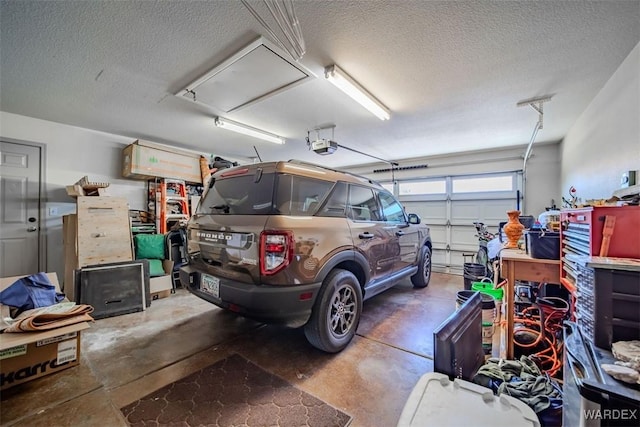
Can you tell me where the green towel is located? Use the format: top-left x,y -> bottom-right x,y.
148,259 -> 166,277
134,234 -> 165,259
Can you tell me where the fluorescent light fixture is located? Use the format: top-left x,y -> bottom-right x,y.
324,64 -> 391,120
214,117 -> 285,144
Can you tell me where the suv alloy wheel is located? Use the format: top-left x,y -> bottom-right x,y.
304,269 -> 363,353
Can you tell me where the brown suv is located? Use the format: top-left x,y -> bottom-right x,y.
180,160 -> 432,352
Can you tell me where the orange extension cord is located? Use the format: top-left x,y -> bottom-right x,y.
512,298 -> 567,379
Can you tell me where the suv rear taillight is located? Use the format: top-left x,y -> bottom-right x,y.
259,230 -> 294,276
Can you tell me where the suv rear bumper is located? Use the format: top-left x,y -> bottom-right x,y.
179,265 -> 322,327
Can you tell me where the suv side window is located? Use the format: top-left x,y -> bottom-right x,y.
276,174 -> 333,215
378,191 -> 406,223
348,185 -> 382,221
197,172 -> 276,215
318,182 -> 348,217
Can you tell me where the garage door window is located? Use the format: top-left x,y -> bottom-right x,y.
399,179 -> 446,195
452,175 -> 513,193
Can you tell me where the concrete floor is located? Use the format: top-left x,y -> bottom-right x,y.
1,272 -> 463,427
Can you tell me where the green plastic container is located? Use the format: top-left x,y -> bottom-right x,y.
471,281 -> 504,301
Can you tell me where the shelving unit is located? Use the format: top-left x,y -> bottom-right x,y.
148,179 -> 190,234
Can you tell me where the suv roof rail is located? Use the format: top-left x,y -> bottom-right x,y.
287,159 -> 381,187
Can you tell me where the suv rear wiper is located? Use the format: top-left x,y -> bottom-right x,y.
210,204 -> 230,213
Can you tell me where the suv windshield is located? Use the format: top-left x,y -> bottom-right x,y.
198,172 -> 333,216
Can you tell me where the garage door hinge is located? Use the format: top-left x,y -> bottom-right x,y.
446,244 -> 450,252
446,220 -> 451,227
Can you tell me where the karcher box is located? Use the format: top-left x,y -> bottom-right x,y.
0,273 -> 90,390
0,323 -> 88,390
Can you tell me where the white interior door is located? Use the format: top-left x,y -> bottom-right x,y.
0,141 -> 42,277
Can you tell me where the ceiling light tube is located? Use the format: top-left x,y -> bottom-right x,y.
324,64 -> 391,121
214,117 -> 285,144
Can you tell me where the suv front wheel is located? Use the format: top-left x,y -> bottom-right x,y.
304,269 -> 363,353
411,245 -> 432,288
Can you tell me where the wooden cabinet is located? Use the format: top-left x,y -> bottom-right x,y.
63,197 -> 134,300
560,205 -> 640,293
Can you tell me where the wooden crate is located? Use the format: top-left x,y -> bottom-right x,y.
76,197 -> 133,267
63,197 -> 134,301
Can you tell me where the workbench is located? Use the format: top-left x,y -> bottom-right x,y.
499,249 -> 561,359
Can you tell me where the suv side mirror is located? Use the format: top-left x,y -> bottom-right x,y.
408,213 -> 421,224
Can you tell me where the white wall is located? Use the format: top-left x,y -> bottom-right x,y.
561,42 -> 640,201
0,111 -> 147,280
346,142 -> 562,218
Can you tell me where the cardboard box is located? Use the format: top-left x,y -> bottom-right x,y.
122,140 -> 202,183
0,273 -> 90,390
0,323 -> 88,390
150,259 -> 174,300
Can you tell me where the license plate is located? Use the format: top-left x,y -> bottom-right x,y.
201,274 -> 220,299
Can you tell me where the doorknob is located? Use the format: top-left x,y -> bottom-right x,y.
27,226 -> 37,232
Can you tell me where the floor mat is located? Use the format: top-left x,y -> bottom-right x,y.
121,353 -> 352,427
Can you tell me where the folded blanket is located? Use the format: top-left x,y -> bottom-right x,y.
3,302 -> 93,333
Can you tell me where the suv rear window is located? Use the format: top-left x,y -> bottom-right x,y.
198,172 -> 333,216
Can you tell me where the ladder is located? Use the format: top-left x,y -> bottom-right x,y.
153,179 -> 189,234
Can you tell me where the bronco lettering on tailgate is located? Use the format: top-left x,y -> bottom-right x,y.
196,231 -> 233,242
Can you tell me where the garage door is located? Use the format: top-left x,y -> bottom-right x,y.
388,172 -> 521,274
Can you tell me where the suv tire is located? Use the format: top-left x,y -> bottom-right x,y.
411,246 -> 432,288
304,269 -> 363,353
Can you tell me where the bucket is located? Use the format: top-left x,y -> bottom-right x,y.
525,230 -> 560,259
456,290 -> 496,355
463,263 -> 488,290
472,280 -> 504,323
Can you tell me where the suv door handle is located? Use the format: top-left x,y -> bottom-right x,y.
358,232 -> 374,239
395,230 -> 405,237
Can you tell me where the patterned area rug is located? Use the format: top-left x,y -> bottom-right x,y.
121,353 -> 352,427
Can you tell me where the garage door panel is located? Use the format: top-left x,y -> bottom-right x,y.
451,200 -> 514,223
395,172 -> 518,273
429,225 -> 447,246
450,200 -> 481,223
451,226 -> 478,247
404,201 -> 446,223
401,201 -> 428,218
450,251 -> 475,273
432,249 -> 447,267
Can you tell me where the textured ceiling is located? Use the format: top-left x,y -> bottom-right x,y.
1,1 -> 638,167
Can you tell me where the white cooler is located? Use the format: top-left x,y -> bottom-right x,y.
397,372 -> 540,427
